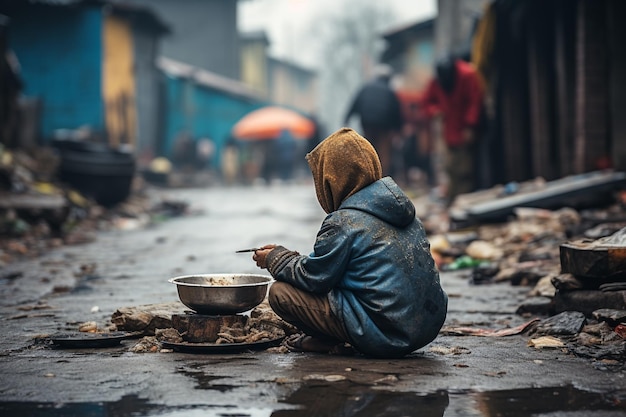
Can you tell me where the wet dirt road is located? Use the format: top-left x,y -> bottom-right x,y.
1,183 -> 625,416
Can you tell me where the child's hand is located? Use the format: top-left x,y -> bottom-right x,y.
252,244 -> 276,269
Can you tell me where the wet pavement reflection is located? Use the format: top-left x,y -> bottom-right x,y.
272,384 -> 449,416
2,384 -> 624,417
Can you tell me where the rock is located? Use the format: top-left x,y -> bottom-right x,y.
576,332 -> 602,346
171,313 -> 248,343
155,328 -> 183,343
494,260 -> 558,286
566,339 -> 626,360
516,297 -> 554,316
552,290 -> 626,316
581,322 -> 623,343
529,275 -> 557,297
129,336 -> 159,353
551,273 -> 585,291
111,302 -> 187,334
584,222 -> 626,239
591,309 -> 626,326
531,311 -> 586,336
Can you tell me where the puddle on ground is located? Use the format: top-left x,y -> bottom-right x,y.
1,385 -> 624,416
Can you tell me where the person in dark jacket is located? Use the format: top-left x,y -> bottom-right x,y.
250,127 -> 448,358
344,67 -> 404,176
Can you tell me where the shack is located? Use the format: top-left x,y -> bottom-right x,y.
157,57 -> 267,170
0,0 -> 169,156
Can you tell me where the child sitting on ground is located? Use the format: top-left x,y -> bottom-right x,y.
251,127 -> 448,358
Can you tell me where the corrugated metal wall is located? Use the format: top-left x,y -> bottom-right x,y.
132,25 -> 162,162
162,74 -> 263,166
9,7 -> 104,140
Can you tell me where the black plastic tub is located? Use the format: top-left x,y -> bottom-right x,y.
53,140 -> 136,207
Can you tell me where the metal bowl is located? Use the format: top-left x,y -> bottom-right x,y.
168,274 -> 273,315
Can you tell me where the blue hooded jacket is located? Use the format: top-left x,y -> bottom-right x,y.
266,128 -> 447,357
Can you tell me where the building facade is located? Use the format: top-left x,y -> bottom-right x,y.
1,0 -> 168,151
122,0 -> 240,79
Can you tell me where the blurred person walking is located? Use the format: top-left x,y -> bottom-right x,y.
274,129 -> 298,182
172,130 -> 196,172
397,90 -> 436,190
344,66 -> 404,176
421,54 -> 484,205
0,16 -> 22,149
195,137 -> 215,171
221,137 -> 240,185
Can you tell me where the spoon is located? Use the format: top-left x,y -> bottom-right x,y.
235,248 -> 261,253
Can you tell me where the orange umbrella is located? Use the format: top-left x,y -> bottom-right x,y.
232,106 -> 315,141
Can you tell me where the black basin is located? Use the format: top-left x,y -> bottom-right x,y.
54,140 -> 136,207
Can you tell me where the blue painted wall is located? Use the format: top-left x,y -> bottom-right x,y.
162,73 -> 266,166
9,7 -> 104,140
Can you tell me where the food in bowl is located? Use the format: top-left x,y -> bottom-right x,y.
168,274 -> 273,315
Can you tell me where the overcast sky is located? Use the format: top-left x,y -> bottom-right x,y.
238,0 -> 437,68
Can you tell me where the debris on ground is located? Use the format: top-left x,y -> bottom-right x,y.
441,319 -> 539,337
527,336 -> 565,349
111,302 -> 188,335
421,175 -> 626,363
0,145 -> 191,266
5,142 -> 626,363
448,171 -> 626,228
108,299 -> 292,352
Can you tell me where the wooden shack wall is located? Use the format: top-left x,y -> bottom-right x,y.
492,0 -> 620,184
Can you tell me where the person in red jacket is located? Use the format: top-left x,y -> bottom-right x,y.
422,54 -> 484,205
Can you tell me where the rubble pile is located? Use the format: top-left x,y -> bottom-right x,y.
0,145 -> 189,267
111,301 -> 292,353
425,185 -> 626,362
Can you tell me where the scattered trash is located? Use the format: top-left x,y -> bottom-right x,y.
465,240 -> 503,260
374,375 -> 399,385
78,321 -> 98,332
442,255 -> 488,271
0,144 -> 191,265
429,346 -> 471,355
528,336 -> 565,349
303,374 -> 347,382
441,319 -> 539,337
449,171 -> 626,227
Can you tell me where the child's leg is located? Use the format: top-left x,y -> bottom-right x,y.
268,281 -> 349,345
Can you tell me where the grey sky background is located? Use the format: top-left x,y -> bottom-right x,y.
238,0 -> 437,68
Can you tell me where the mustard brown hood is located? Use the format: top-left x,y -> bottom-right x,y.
306,128 -> 383,213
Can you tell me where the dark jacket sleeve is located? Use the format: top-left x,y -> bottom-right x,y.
266,216 -> 351,294
389,91 -> 404,130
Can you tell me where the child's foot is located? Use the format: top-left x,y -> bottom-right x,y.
284,333 -> 355,355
